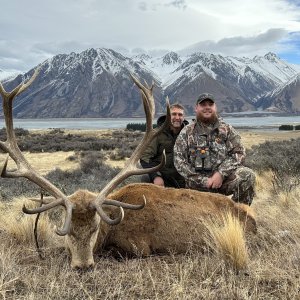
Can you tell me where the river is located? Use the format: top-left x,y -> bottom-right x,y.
0,115 -> 300,130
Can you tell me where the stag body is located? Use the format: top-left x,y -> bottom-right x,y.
66,184 -> 256,268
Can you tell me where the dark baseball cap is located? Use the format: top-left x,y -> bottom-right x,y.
196,93 -> 215,104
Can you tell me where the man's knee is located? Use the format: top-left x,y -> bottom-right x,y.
236,167 -> 256,187
232,167 -> 256,205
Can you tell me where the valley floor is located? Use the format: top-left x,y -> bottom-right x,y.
1,128 -> 299,174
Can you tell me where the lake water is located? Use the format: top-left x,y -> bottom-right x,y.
0,115 -> 300,130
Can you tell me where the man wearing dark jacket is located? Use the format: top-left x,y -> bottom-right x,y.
140,103 -> 187,188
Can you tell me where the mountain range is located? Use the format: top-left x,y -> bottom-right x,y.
1,48 -> 300,118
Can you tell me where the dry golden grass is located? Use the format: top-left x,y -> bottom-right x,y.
0,129 -> 300,299
0,176 -> 300,299
240,129 -> 300,149
0,198 -> 61,247
0,151 -> 78,175
203,212 -> 249,271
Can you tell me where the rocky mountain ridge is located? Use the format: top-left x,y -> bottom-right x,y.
1,49 -> 300,118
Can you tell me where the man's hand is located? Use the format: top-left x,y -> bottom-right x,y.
153,176 -> 165,187
206,171 -> 223,189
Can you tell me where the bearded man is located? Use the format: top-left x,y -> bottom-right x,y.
140,103 -> 187,188
174,94 -> 255,205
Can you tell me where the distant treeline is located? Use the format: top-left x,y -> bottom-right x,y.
279,124 -> 300,130
127,123 -> 300,132
126,123 -> 158,132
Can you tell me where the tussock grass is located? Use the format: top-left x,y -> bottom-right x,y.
0,175 -> 300,298
276,188 -> 300,207
203,212 -> 248,271
0,130 -> 300,299
0,198 -> 61,248
1,174 -> 299,299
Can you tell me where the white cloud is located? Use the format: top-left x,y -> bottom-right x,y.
179,28 -> 289,56
0,0 -> 300,71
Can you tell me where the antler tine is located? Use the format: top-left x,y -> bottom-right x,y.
130,74 -> 155,131
0,68 -> 41,137
17,67 -> 41,96
91,74 -> 170,225
0,68 -> 74,235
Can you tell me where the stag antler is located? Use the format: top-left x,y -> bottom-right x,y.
0,68 -> 74,235
91,74 -> 170,224
0,72 -> 170,231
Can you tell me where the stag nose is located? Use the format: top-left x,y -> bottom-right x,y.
71,260 -> 95,271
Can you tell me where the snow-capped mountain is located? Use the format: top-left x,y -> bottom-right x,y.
0,49 -> 299,118
131,51 -> 300,113
257,73 -> 300,112
0,69 -> 21,81
1,48 -> 163,118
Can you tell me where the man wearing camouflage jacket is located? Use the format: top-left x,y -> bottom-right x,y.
174,93 -> 255,205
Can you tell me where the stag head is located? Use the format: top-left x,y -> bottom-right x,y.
0,70 -> 170,268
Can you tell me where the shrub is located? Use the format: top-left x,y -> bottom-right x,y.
279,124 -> 294,131
0,177 -> 40,201
126,123 -> 147,132
46,153 -> 120,194
0,127 -> 30,139
109,146 -> 133,160
295,124 -> 300,130
1,128 -> 144,153
126,123 -> 157,132
80,152 -> 106,173
48,128 -> 65,134
245,137 -> 300,194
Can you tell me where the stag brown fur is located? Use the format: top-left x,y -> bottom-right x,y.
65,183 -> 256,269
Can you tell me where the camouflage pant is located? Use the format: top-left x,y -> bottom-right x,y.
186,167 -> 256,205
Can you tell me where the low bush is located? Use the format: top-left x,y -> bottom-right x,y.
246,137 -> 300,193
0,127 -> 30,140
246,138 -> 300,174
0,128 -> 143,154
126,123 -> 158,132
126,123 -> 147,131
279,124 -> 294,130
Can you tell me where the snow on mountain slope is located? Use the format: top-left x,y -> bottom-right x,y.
132,51 -> 300,92
257,73 -> 300,112
1,48 -> 300,117
0,69 -> 22,81
229,53 -> 299,84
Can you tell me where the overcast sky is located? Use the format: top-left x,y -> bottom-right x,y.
1,0 -> 300,72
